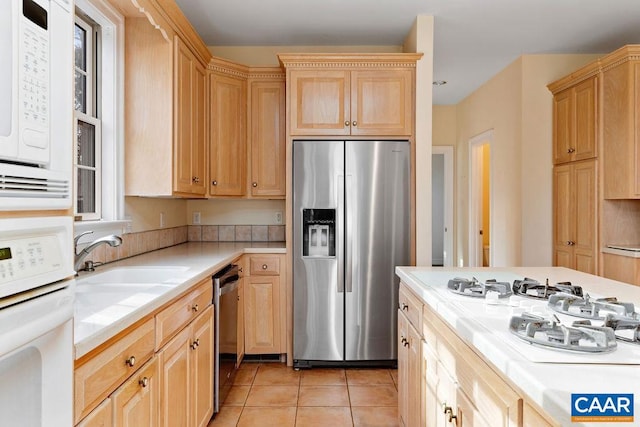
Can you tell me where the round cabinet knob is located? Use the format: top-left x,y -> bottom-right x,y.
239,267 -> 243,273
190,339 -> 200,350
262,264 -> 268,270
352,121 -> 357,127
344,120 -> 350,127
567,147 -> 576,153
125,356 -> 136,367
252,182 -> 258,187
139,377 -> 149,388
401,337 -> 409,347
192,176 -> 198,183
400,303 -> 409,311
212,180 -> 218,186
191,304 -> 199,312
566,240 -> 575,246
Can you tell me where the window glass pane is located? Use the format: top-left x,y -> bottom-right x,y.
74,24 -> 86,70
76,119 -> 96,167
76,168 -> 95,214
74,71 -> 86,113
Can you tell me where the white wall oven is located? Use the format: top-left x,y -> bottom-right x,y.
0,216 -> 75,426
0,0 -> 73,210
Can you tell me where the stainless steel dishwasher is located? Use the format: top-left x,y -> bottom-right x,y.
213,264 -> 240,413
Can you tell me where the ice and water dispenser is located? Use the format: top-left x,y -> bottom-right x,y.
302,209 -> 335,257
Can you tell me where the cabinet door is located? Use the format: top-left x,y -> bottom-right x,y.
192,306 -> 214,427
350,70 -> 413,136
407,319 -> 423,427
289,70 -> 350,135
191,60 -> 207,195
210,73 -> 247,196
244,275 -> 281,354
552,89 -> 573,164
77,398 -> 112,427
574,77 -> 597,161
158,327 -> 191,427
573,160 -> 597,274
553,164 -> 574,269
237,276 -> 245,366
397,311 -> 409,427
112,357 -> 159,427
249,80 -> 286,197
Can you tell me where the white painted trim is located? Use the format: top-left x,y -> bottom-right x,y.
468,129 -> 493,267
432,146 -> 454,267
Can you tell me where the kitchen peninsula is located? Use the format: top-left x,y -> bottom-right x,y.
396,266 -> 640,427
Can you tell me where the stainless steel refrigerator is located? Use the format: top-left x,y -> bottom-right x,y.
293,140 -> 410,367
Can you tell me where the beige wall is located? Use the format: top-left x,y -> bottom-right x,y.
482,144 -> 490,248
453,53 -> 600,267
125,197 -> 187,233
404,16 -> 434,266
433,105 -> 457,147
186,199 -> 286,225
209,45 -> 402,67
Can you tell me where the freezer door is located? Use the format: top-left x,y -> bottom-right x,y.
344,140 -> 410,361
293,140 -> 345,362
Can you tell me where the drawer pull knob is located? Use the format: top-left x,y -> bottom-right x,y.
400,303 -> 409,311
239,267 -> 243,273
192,304 -> 199,312
262,264 -> 268,270
401,337 -> 409,347
567,147 -> 576,153
442,404 -> 457,423
190,339 -> 200,350
352,120 -> 357,127
139,377 -> 149,388
125,356 -> 136,367
252,182 -> 258,187
344,120 -> 350,126
212,180 -> 218,186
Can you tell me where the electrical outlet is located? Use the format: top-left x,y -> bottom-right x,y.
160,212 -> 165,228
193,211 -> 201,224
275,211 -> 283,224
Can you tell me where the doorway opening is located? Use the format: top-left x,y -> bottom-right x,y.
469,130 -> 492,267
432,146 -> 454,266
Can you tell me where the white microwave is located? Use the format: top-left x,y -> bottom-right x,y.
0,0 -> 73,210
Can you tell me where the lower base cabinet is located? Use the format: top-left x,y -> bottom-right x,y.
159,305 -> 214,427
112,357 -> 160,426
76,398 -> 112,427
398,285 -> 424,427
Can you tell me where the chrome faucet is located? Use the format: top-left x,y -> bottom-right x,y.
74,231 -> 123,272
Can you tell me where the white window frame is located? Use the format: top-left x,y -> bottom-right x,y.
74,0 -> 127,235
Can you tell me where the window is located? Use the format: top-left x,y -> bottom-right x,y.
74,13 -> 101,220
73,0 -> 125,228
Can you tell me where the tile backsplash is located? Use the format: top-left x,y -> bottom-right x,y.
188,225 -> 285,242
81,224 -> 285,268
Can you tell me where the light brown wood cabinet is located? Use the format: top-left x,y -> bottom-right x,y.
76,398 -> 112,427
398,285 -> 424,427
279,54 -> 421,137
112,356 -> 160,427
209,71 -> 247,196
123,16 -> 207,197
422,295 -> 521,427
287,69 -> 413,136
602,47 -> 640,198
243,254 -> 287,355
553,160 -> 597,274
74,318 -> 155,423
552,76 -> 597,165
158,305 -> 214,427
248,77 -> 286,197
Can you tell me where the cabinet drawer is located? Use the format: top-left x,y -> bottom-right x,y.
74,318 -> 155,423
399,284 -> 423,330
156,280 -> 213,350
249,256 -> 280,275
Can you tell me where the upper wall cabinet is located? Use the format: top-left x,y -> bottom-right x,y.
248,70 -> 286,198
117,0 -> 211,197
552,76 -> 597,165
209,61 -> 247,197
601,46 -> 640,199
279,54 -> 422,137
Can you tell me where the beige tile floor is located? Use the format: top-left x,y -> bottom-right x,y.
208,363 -> 399,427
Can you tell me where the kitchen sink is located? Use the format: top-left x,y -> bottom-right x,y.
77,266 -> 191,285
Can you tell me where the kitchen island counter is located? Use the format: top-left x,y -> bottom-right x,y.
74,241 -> 285,359
396,266 -> 640,426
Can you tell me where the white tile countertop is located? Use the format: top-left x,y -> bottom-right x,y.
396,266 -> 640,427
74,241 -> 285,359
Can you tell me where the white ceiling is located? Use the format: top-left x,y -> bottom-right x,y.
175,0 -> 640,105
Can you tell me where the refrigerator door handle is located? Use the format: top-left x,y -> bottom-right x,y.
345,174 -> 354,294
337,174 -> 345,293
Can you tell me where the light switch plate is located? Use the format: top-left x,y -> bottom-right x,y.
193,211 -> 201,224
275,212 -> 282,224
